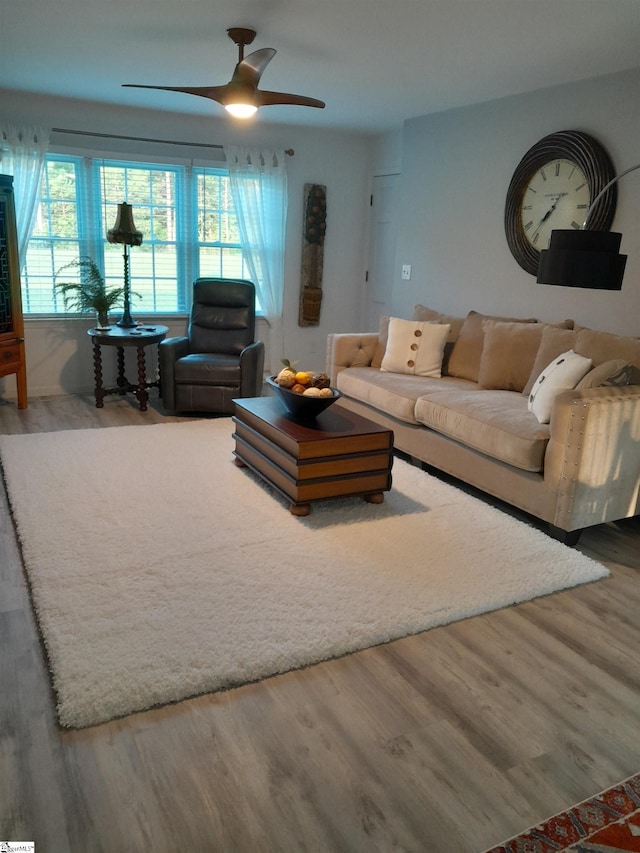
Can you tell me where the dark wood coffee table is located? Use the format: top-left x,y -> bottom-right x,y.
232,396 -> 394,515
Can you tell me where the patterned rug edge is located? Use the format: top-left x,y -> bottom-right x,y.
484,772 -> 640,852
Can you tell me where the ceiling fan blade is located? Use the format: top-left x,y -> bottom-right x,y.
232,48 -> 276,88
122,39 -> 325,113
122,83 -> 228,105
256,90 -> 326,109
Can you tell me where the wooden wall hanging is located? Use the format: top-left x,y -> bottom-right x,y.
298,183 -> 326,326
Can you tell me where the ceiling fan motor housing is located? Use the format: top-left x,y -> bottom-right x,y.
227,27 -> 257,58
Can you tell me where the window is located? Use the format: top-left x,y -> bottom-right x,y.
22,153 -> 250,315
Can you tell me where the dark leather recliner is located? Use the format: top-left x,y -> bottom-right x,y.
159,278 -> 265,414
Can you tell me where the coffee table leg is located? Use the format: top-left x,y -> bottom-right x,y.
364,492 -> 384,504
290,503 -> 311,517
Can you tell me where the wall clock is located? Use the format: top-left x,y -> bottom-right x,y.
504,130 -> 617,275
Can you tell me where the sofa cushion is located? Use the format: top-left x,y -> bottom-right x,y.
413,305 -> 465,339
175,353 -> 241,386
381,318 -> 450,377
336,366 -> 477,424
575,359 -> 633,390
447,311 -> 537,382
414,389 -> 550,472
574,328 -> 640,384
523,326 -> 579,395
478,320 -> 573,393
527,350 -> 592,424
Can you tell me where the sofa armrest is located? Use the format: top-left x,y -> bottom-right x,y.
239,340 -> 265,398
159,336 -> 190,410
326,332 -> 379,385
544,384 -> 640,530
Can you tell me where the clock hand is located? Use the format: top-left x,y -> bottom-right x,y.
532,196 -> 561,238
539,197 -> 560,224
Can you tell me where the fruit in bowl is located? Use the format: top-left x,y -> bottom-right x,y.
268,359 -> 341,419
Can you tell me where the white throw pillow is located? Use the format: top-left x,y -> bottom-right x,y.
381,318 -> 451,377
527,350 -> 593,423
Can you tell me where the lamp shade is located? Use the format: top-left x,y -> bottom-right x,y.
107,202 -> 143,246
537,229 -> 627,290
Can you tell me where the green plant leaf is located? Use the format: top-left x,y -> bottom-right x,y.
54,256 -> 135,315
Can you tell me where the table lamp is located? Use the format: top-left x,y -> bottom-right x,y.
107,202 -> 143,328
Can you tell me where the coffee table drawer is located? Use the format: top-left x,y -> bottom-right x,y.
234,420 -> 393,480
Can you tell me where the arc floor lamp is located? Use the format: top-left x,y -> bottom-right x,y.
537,163 -> 640,290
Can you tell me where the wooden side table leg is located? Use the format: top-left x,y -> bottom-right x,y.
116,346 -> 127,394
364,492 -> 384,504
136,346 -> 149,411
92,342 -> 105,408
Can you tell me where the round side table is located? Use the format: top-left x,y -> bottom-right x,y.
87,325 -> 168,411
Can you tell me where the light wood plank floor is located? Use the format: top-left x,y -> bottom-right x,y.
1,393 -> 639,852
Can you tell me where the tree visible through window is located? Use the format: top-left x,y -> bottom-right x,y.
22,153 -> 251,314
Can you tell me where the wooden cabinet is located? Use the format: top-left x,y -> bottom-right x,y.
0,174 -> 27,409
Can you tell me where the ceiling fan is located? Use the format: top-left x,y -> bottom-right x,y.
123,27 -> 326,118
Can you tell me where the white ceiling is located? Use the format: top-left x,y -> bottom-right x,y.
1,0 -> 639,134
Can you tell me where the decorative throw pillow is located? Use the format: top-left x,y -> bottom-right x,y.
574,328 -> 640,384
447,311 -> 537,383
371,315 -> 391,369
381,318 -> 451,377
575,359 -> 633,390
413,304 -> 465,375
527,350 -> 593,424
523,326 -> 579,396
478,320 -> 572,393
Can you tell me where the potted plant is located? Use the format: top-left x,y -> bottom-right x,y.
54,256 -> 127,331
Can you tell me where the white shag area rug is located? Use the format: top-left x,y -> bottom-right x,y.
0,419 -> 608,728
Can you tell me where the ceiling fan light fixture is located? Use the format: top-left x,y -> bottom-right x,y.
123,26 -> 325,117
225,102 -> 258,118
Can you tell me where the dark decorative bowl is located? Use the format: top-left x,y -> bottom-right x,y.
266,376 -> 342,420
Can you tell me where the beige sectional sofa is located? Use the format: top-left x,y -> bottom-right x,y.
326,305 -> 640,543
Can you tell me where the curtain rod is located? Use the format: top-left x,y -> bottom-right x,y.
51,127 -> 294,156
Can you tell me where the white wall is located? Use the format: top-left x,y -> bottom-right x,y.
0,90 -> 374,398
389,68 -> 640,335
371,130 -> 403,176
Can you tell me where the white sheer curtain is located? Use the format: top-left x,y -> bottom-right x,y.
224,146 -> 288,371
0,125 -> 50,271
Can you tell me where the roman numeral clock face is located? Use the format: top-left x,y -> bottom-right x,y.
521,159 -> 590,249
504,130 -> 617,276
